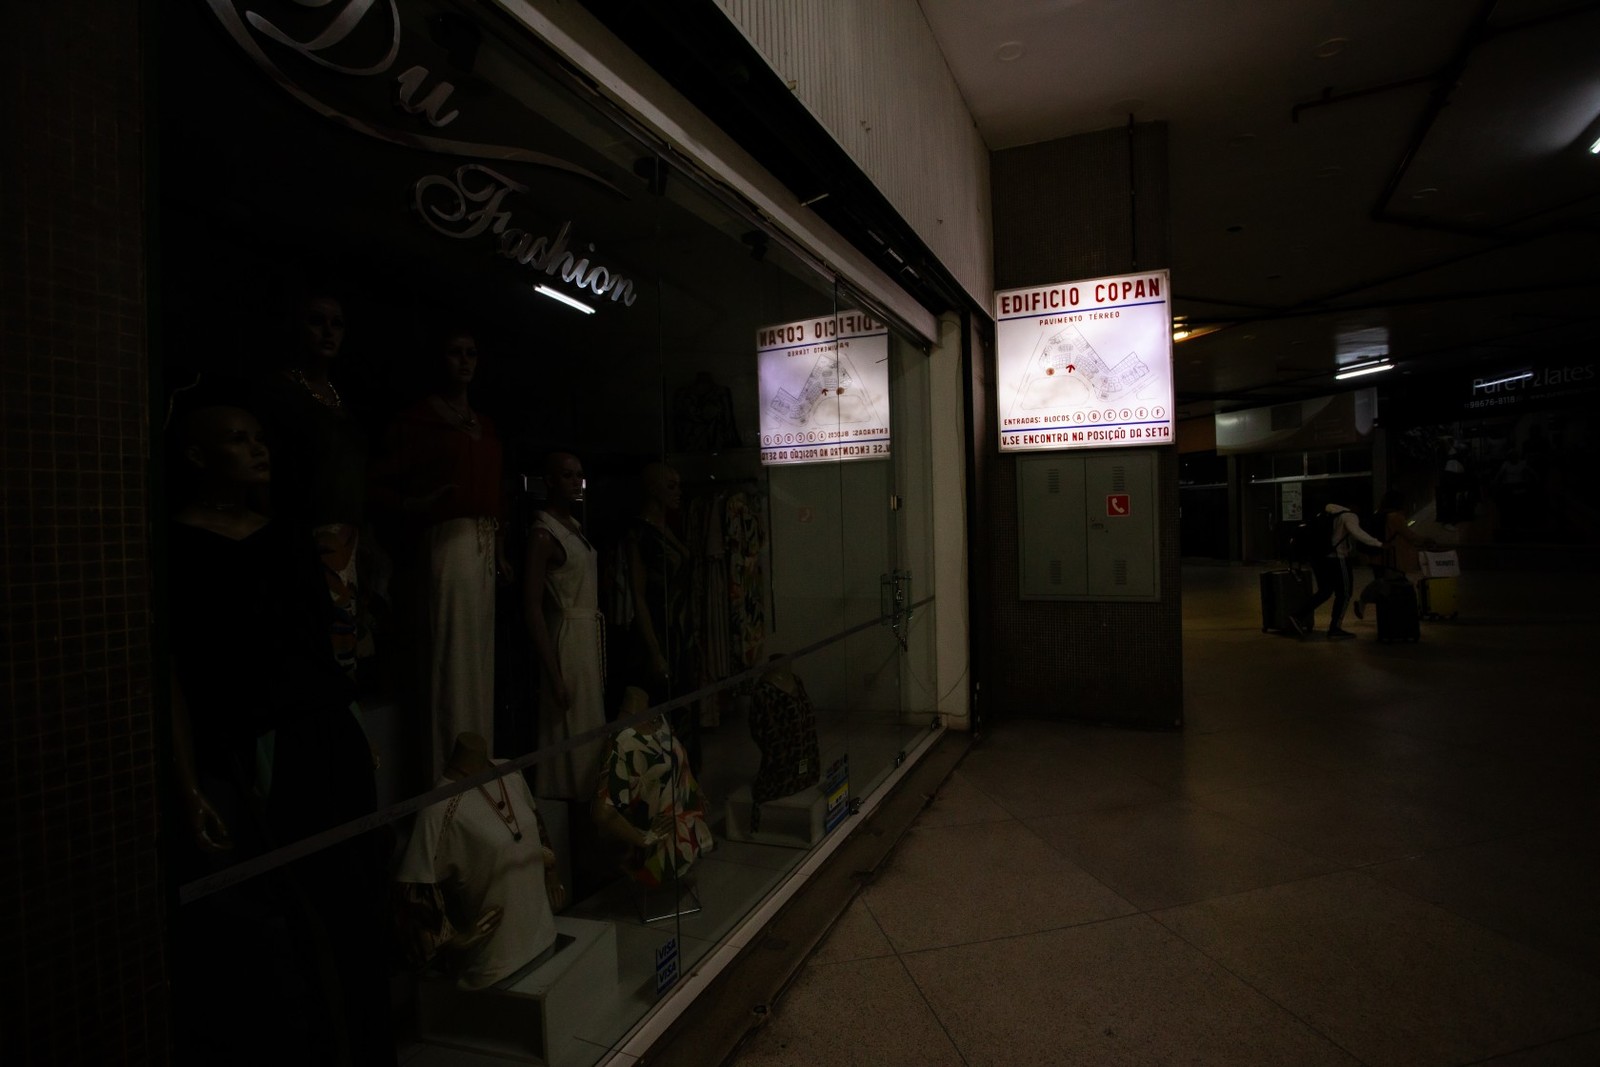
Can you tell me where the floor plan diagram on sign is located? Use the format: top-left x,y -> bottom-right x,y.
1007,325 -> 1154,418
766,348 -> 884,428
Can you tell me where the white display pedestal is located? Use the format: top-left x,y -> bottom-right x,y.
722,784 -> 826,848
416,916 -> 618,1066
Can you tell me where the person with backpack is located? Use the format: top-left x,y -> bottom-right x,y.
1299,502 -> 1384,639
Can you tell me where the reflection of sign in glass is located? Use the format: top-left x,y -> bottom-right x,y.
413,165 -> 638,306
202,0 -> 620,188
203,0 -> 643,311
995,271 -> 1174,452
758,313 -> 891,466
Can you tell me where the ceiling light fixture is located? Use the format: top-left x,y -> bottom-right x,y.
534,285 -> 596,315
1334,361 -> 1393,381
1172,322 -> 1225,343
1590,136 -> 1600,155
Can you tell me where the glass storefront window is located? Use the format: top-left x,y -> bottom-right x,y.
159,2 -> 940,1063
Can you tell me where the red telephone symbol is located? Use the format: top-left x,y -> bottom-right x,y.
1107,494 -> 1130,516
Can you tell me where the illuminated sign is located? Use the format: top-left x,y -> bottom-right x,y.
757,313 -> 890,465
995,270 -> 1174,452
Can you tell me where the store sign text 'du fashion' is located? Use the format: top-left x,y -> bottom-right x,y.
204,0 -> 639,311
995,271 -> 1175,452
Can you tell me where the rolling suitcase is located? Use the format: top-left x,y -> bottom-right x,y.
1376,580 -> 1421,642
1419,576 -> 1458,620
1260,568 -> 1310,635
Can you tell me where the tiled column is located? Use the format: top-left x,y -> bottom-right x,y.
0,2 -> 166,1060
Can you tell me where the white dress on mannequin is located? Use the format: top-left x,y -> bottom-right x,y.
532,512 -> 606,799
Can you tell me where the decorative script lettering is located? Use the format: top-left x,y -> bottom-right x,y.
414,165 -> 637,306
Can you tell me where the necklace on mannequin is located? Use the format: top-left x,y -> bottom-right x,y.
441,396 -> 479,432
476,778 -> 523,842
287,368 -> 342,409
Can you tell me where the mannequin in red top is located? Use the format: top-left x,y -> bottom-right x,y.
374,330 -> 513,780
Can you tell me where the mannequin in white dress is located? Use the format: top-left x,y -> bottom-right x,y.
525,452 -> 607,799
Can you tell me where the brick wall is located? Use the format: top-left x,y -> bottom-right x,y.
0,2 -> 166,1060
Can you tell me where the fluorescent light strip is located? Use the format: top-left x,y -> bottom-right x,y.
1474,371 -> 1533,389
1590,136 -> 1600,155
1339,357 -> 1389,373
1334,362 -> 1393,380
534,285 -> 597,315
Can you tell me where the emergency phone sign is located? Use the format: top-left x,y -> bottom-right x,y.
1107,494 -> 1131,516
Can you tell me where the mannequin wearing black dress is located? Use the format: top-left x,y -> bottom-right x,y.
168,403 -> 392,1065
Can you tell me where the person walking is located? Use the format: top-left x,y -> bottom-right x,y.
1301,502 -> 1384,639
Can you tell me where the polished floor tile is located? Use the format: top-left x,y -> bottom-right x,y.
807,896 -> 895,966
1152,870 -> 1600,1066
1025,799 -> 1340,910
1472,1029 -> 1600,1066
955,742 -> 1176,819
724,566 -> 1600,1067
734,956 -> 964,1067
1190,771 -> 1513,867
913,768 -> 1013,828
862,818 -> 1136,952
1366,830 -> 1600,978
901,915 -> 1360,1067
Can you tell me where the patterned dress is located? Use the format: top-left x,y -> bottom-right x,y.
749,675 -> 821,804
597,721 -> 713,889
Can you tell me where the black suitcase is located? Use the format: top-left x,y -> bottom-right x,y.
1376,581 -> 1421,642
1260,569 -> 1310,635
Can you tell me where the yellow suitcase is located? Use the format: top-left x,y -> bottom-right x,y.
1419,576 -> 1458,620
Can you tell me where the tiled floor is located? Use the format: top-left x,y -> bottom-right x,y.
731,565 -> 1600,1066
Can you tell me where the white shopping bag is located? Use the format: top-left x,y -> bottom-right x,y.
1419,550 -> 1460,578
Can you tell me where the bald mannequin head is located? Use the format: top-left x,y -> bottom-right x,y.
181,405 -> 271,489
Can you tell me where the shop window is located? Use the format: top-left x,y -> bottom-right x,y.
159,2 -> 938,1063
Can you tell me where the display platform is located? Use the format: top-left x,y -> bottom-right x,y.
722,783 -> 827,847
415,916 -> 618,1067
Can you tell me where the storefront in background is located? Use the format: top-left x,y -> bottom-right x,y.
1382,357 -> 1598,550
1214,390 -> 1377,562
161,2 -> 942,1062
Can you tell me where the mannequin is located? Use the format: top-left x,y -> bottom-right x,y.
167,401 -> 391,1064
252,291 -> 371,680
526,451 -> 606,799
593,688 -> 713,889
625,462 -> 699,770
373,330 -> 512,779
396,732 -> 562,991
749,653 -> 821,806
